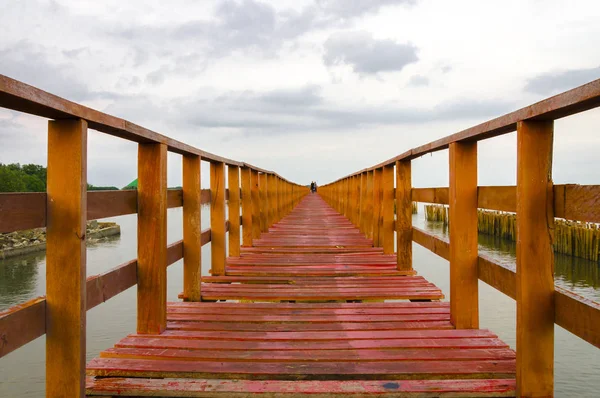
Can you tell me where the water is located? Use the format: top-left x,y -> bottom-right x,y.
0,207 -> 599,396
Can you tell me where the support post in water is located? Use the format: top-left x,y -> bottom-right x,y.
516,119 -> 555,397
449,141 -> 478,329
210,161 -> 226,275
182,154 -> 202,301
46,118 -> 88,397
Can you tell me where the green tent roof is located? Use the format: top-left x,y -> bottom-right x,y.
122,178 -> 137,190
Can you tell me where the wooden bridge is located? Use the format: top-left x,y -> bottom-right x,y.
0,74 -> 599,397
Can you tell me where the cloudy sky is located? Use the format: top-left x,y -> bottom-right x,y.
1,0 -> 599,188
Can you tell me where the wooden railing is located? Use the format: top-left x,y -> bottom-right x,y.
320,78 -> 600,397
0,75 -> 308,397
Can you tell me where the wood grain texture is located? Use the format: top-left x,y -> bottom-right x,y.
396,160 -> 413,270
259,173 -> 268,233
241,167 -> 253,247
0,297 -> 46,359
251,170 -> 261,240
183,155 -> 202,302
0,192 -> 46,232
46,118 -> 87,397
228,166 -> 241,256
516,120 -> 554,397
449,142 -> 479,329
382,165 -> 394,254
210,162 -> 226,276
411,188 -> 449,205
137,142 -> 168,335
372,168 -> 383,247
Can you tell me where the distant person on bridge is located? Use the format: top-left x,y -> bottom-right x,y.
310,181 -> 316,193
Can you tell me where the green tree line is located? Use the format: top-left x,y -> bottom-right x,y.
0,163 -> 118,192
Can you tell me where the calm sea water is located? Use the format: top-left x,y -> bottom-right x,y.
0,207 -> 599,397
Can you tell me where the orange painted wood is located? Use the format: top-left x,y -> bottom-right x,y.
228,165 -> 241,257
241,167 -> 253,247
516,120 -> 554,397
183,155 -> 202,302
449,141 -> 479,329
137,142 -> 167,334
267,174 -> 276,227
86,376 -> 516,397
0,297 -> 46,359
210,162 -> 226,276
382,165 -> 394,254
251,169 -> 261,240
365,170 -> 374,239
259,173 -> 268,232
396,160 -> 412,271
46,118 -> 87,397
372,168 -> 383,247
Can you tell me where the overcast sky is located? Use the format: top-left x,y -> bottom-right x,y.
1,0 -> 599,188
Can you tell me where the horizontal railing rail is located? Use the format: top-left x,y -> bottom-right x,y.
0,74 -> 309,397
320,78 -> 600,397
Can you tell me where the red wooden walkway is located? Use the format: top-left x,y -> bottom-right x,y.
86,194 -> 516,396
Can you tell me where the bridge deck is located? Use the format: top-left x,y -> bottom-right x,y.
86,194 -> 516,397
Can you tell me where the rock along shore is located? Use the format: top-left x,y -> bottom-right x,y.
0,221 -> 121,260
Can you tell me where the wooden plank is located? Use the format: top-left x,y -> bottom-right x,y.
183,155 -> 202,302
477,186 -> 515,212
200,189 -> 211,205
0,192 -> 46,232
268,174 -> 276,226
554,184 -> 600,222
86,376 -> 516,397
397,160 -> 413,270
46,118 -> 87,397
449,141 -> 479,329
210,162 -> 226,276
87,190 -> 137,219
137,142 -> 168,334
87,260 -> 137,310
0,297 -> 46,358
167,188 -> 183,208
228,165 -> 241,256
516,119 -> 554,397
412,188 -> 449,205
240,167 -> 253,246
251,169 -> 261,239
555,287 -> 600,348
87,357 -> 515,380
382,165 -> 394,254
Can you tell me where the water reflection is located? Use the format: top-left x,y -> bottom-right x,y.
0,251 -> 44,309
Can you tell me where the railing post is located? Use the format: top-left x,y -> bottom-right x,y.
46,119 -> 87,397
359,172 -> 366,234
396,160 -> 412,271
228,165 -> 241,256
449,141 -> 478,328
241,166 -> 253,247
182,154 -> 202,301
366,170 -> 374,239
210,161 -> 226,275
373,168 -> 383,246
267,174 -> 275,227
137,142 -> 167,334
516,120 -> 555,397
382,164 -> 394,254
259,173 -> 268,232
251,169 -> 261,239
354,175 -> 361,228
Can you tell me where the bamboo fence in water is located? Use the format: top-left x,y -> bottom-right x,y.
423,204 -> 600,262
